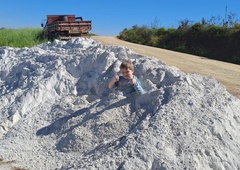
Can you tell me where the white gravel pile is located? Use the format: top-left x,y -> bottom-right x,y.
0,38 -> 240,170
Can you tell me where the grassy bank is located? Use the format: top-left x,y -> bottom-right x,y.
0,28 -> 48,48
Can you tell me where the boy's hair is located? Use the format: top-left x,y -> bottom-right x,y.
120,60 -> 134,71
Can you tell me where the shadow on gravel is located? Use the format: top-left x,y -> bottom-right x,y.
36,108 -> 88,136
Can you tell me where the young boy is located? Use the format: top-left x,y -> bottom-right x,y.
108,60 -> 145,95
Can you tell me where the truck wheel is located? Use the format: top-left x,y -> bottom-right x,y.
54,32 -> 61,40
48,34 -> 54,41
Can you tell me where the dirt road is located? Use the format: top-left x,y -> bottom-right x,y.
91,36 -> 240,97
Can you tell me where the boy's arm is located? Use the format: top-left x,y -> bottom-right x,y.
108,79 -> 116,89
132,77 -> 145,95
108,73 -> 119,89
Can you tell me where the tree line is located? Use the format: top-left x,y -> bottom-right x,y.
118,14 -> 240,65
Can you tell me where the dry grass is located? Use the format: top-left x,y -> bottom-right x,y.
0,158 -> 27,170
0,159 -> 16,165
11,168 -> 27,170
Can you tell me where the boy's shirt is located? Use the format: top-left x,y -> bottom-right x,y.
113,76 -> 145,95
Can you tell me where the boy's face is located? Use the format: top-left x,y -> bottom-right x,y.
120,68 -> 134,79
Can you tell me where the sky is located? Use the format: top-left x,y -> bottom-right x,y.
0,0 -> 240,36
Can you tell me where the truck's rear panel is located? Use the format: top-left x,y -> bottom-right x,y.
47,21 -> 92,33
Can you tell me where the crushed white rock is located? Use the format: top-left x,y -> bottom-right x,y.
0,38 -> 240,170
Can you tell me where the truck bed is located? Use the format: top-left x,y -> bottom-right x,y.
42,15 -> 92,40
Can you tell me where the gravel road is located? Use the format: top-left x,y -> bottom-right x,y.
92,36 -> 240,97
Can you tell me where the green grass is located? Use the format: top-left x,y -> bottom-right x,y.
0,28 -> 48,48
0,28 -> 97,48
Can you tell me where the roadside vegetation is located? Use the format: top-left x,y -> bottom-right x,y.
0,28 -> 48,48
0,27 -> 97,48
118,14 -> 240,65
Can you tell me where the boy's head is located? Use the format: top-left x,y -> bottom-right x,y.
119,60 -> 134,79
120,60 -> 134,71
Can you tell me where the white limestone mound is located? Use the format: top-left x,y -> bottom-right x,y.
0,38 -> 239,170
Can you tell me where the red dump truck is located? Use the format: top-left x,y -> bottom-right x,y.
41,15 -> 92,40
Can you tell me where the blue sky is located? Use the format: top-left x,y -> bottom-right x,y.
1,0 -> 240,36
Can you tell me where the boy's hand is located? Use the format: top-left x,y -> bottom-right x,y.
129,75 -> 135,84
113,73 -> 119,82
108,73 -> 119,89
